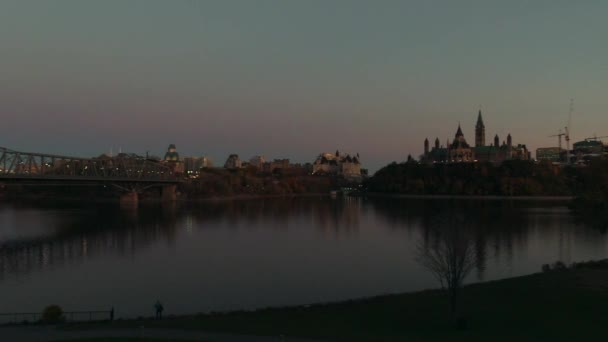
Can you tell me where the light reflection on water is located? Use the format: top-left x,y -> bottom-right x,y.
0,197 -> 606,318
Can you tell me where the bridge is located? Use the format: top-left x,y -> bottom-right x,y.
0,147 -> 182,204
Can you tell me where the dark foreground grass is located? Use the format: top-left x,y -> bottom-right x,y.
65,268 -> 608,341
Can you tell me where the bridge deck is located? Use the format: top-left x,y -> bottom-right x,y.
0,174 -> 181,183
0,147 -> 182,183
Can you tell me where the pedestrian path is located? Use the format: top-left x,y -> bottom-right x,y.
0,325 -> 320,342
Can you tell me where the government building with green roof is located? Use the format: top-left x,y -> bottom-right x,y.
421,110 -> 531,164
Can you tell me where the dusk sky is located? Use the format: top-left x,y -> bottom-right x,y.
1,0 -> 607,172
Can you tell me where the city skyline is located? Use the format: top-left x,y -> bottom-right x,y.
2,1 -> 608,172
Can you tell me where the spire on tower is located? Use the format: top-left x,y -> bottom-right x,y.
507,133 -> 513,159
476,109 -> 484,127
455,123 -> 464,137
475,109 -> 486,147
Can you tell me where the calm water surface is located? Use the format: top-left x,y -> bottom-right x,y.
0,197 -> 606,318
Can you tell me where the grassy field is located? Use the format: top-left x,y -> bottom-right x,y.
65,267 -> 608,341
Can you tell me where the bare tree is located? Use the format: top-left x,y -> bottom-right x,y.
416,224 -> 477,318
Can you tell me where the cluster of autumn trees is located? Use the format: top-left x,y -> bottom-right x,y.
179,167 -> 335,198
366,159 -> 603,197
0,167 -> 340,199
569,159 -> 608,230
367,158 -> 608,230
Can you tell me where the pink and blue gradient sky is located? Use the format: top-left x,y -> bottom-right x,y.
1,1 -> 607,172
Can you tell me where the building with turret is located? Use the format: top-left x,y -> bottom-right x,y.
423,137 -> 449,162
312,150 -> 362,180
164,144 -> 179,162
163,144 -> 184,174
449,124 -> 474,162
422,110 -> 530,164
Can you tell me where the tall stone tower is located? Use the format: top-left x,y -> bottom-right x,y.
507,133 -> 513,159
424,138 -> 429,155
475,110 -> 485,147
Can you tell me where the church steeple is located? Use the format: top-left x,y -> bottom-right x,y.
475,109 -> 485,147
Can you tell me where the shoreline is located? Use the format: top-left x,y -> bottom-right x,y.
55,261 -> 608,340
181,192 -> 330,202
0,192 -> 575,204
364,192 -> 574,201
0,193 -> 331,205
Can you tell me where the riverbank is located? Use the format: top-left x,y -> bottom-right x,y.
364,192 -> 574,201
180,192 -> 329,202
0,192 -> 332,206
0,192 -> 573,206
63,262 -> 608,341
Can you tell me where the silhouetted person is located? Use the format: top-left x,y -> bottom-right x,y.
110,307 -> 114,321
154,300 -> 164,320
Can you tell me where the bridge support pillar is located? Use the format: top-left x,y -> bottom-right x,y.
120,191 -> 139,206
162,185 -> 177,202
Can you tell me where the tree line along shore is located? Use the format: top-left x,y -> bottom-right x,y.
2,158 -> 607,208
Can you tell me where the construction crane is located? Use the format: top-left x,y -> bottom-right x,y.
549,129 -> 566,162
564,99 -> 574,164
565,126 -> 570,163
585,135 -> 608,141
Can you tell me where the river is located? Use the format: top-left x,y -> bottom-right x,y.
0,196 -> 606,319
